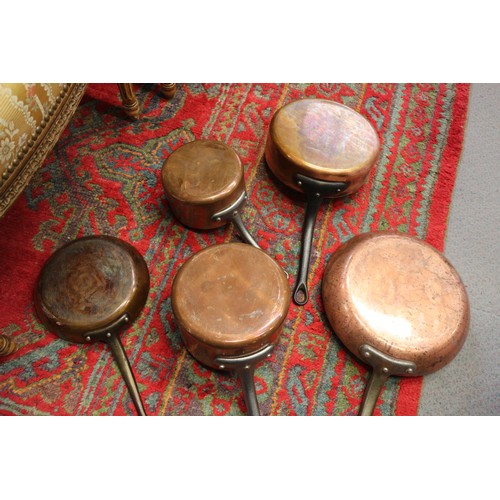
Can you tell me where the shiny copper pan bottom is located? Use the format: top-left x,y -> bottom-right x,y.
322,231 -> 470,415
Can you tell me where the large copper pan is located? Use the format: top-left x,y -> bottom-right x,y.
34,235 -> 150,416
171,243 -> 290,415
162,139 -> 260,248
265,98 -> 380,305
322,231 -> 470,415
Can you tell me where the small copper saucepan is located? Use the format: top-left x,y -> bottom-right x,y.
162,139 -> 260,248
34,235 -> 150,416
321,231 -> 470,415
265,98 -> 380,305
171,242 -> 290,415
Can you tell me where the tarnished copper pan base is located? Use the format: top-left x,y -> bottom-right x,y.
172,243 -> 291,370
172,242 -> 291,415
264,98 -> 381,305
265,98 -> 380,195
162,139 -> 260,247
34,235 -> 150,344
322,231 -> 470,415
34,235 -> 150,416
162,139 -> 246,230
322,231 -> 470,375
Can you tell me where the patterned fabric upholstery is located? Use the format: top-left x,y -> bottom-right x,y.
0,83 -> 87,217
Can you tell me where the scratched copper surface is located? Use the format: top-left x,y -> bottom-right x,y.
265,98 -> 380,194
322,232 -> 470,374
161,139 -> 246,229
171,243 -> 291,368
34,236 -> 150,343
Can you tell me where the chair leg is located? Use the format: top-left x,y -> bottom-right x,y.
0,334 -> 17,357
117,83 -> 140,119
159,83 -> 177,100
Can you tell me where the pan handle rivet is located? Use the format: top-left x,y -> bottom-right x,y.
219,365 -> 225,370
364,351 -> 370,358
315,192 -> 320,197
233,211 -> 238,217
85,336 -> 91,342
382,367 -> 389,374
216,217 -> 222,222
297,180 -> 302,186
106,332 -> 112,338
406,368 -> 414,374
267,353 -> 272,358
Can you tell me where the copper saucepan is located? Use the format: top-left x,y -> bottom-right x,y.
34,235 -> 150,416
162,139 -> 260,248
321,231 -> 470,415
265,98 -> 380,305
171,242 -> 290,415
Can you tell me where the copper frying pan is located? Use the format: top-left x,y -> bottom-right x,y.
171,243 -> 290,415
162,139 -> 260,248
265,98 -> 380,305
34,235 -> 150,416
321,231 -> 470,415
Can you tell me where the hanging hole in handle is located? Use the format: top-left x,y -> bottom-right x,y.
293,282 -> 309,306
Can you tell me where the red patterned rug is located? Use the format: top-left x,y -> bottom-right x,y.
0,83 -> 469,416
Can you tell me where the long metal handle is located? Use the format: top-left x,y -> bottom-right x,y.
293,193 -> 323,305
357,344 -> 417,416
358,369 -> 390,416
212,191 -> 261,249
235,365 -> 260,416
106,334 -> 147,416
229,210 -> 260,249
215,344 -> 274,416
292,174 -> 348,306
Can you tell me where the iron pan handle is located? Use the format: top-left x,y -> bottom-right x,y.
212,191 -> 260,249
86,314 -> 147,416
357,344 -> 417,416
293,174 -> 349,305
215,344 -> 274,416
